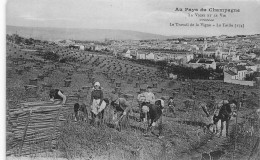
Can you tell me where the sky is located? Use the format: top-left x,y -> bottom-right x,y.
5,0 -> 260,36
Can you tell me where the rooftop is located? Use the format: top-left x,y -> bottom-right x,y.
197,58 -> 214,64
189,59 -> 198,63
228,63 -> 237,67
236,65 -> 247,71
246,61 -> 255,66
225,70 -> 237,76
247,68 -> 253,72
204,48 -> 216,52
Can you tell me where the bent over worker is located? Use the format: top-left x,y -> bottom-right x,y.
141,99 -> 164,137
49,89 -> 67,105
111,96 -> 132,131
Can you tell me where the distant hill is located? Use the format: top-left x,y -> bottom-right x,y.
6,25 -> 169,41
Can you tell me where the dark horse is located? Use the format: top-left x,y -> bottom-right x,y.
141,99 -> 164,137
208,100 -> 237,137
74,103 -> 88,121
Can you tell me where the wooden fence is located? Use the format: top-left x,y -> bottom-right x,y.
7,102 -> 72,156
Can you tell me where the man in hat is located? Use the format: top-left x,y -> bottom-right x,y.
110,95 -> 132,130
141,98 -> 165,137
49,89 -> 67,105
111,95 -> 132,117
168,96 -> 176,114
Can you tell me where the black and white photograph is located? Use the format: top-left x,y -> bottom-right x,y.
4,0 -> 260,159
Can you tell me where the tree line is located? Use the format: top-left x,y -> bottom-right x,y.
129,59 -> 222,80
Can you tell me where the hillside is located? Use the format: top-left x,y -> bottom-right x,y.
6,25 -> 168,41
6,37 -> 260,160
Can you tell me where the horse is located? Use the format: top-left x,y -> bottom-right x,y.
141,99 -> 164,137
203,100 -> 237,137
74,103 -> 88,122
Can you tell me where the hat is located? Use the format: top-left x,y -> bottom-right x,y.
94,82 -> 100,86
223,100 -> 229,104
111,94 -> 119,102
147,86 -> 152,89
198,101 -> 206,107
160,97 -> 166,100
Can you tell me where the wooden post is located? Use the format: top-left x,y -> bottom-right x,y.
81,86 -> 91,101
29,78 -> 38,86
42,83 -> 52,92
111,78 -> 115,84
37,74 -> 45,81
19,110 -> 32,156
48,106 -> 62,151
24,85 -> 38,101
127,79 -> 132,84
159,113 -> 163,137
233,100 -> 240,160
160,88 -> 165,93
114,87 -> 121,94
64,79 -> 72,87
116,82 -> 121,88
16,68 -> 23,75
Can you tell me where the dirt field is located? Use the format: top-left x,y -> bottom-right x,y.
6,41 -> 260,160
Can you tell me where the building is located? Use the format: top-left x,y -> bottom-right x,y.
203,47 -> 216,57
136,51 -> 147,59
255,61 -> 260,71
168,53 -> 194,63
188,58 -> 216,69
121,49 -> 132,58
155,53 -> 168,61
224,65 -> 255,86
245,61 -> 257,72
146,52 -> 155,60
215,47 -> 232,60
224,70 -> 237,82
226,65 -> 247,80
79,45 -> 85,50
218,35 -> 228,39
226,55 -> 240,61
236,65 -> 247,80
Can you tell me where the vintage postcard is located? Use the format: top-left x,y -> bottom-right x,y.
6,0 -> 260,159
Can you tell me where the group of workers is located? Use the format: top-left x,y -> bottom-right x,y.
48,83 -> 260,138
48,82 -> 178,126
49,81 -> 107,121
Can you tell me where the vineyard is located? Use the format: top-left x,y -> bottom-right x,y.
6,40 -> 260,160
